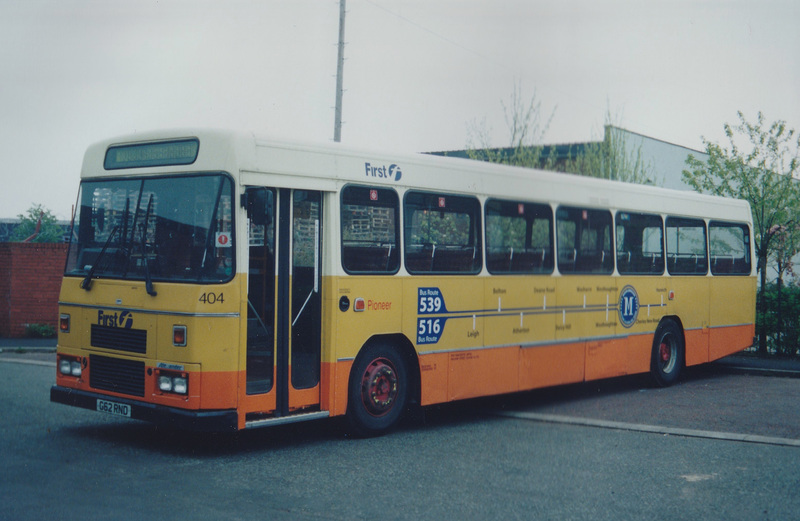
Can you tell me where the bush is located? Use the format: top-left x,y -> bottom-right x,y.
757,283 -> 800,356
25,323 -> 56,338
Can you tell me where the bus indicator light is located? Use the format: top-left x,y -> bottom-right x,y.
59,314 -> 70,333
173,325 -> 187,346
354,298 -> 366,312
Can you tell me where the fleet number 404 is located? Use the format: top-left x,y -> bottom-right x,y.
199,292 -> 224,304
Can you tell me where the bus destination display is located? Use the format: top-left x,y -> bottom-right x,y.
104,138 -> 199,170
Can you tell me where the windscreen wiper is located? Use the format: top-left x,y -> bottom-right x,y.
140,194 -> 157,297
80,225 -> 119,291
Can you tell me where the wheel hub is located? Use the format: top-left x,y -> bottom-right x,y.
660,342 -> 671,362
361,358 -> 398,417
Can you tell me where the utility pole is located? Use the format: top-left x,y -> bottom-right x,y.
333,0 -> 346,142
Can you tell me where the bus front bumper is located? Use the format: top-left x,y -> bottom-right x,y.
50,385 -> 239,432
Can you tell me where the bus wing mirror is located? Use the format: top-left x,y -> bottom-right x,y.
246,189 -> 269,226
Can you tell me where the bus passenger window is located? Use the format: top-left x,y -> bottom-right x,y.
615,212 -> 664,275
404,191 -> 482,274
556,207 -> 613,274
485,199 -> 553,274
340,186 -> 400,273
666,217 -> 708,275
709,221 -> 751,275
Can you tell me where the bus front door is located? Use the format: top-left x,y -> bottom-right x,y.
244,187 -> 322,419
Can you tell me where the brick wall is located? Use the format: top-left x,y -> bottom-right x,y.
0,243 -> 68,338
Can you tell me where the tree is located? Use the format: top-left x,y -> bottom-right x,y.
767,223 -> 800,353
563,123 -> 657,185
11,204 -> 64,243
683,111 -> 800,354
466,82 -> 556,168
466,87 -> 656,185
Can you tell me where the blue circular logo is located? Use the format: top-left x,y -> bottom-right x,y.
618,285 -> 639,328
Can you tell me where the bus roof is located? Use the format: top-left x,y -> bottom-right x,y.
81,128 -> 752,224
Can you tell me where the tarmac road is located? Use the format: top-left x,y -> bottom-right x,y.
2,342 -> 799,520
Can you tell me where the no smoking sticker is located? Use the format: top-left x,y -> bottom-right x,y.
215,232 -> 232,248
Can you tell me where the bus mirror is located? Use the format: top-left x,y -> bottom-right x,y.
248,189 -> 269,226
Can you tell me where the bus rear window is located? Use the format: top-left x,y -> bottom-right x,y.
709,221 -> 751,275
340,186 -> 400,273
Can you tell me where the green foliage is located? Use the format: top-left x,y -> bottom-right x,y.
25,323 -> 56,338
683,111 -> 800,354
466,82 -> 556,169
410,211 -> 470,246
562,125 -> 657,185
11,204 -> 64,243
683,111 -> 800,279
756,283 -> 800,356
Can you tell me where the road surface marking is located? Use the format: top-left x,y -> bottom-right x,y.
494,410 -> 800,448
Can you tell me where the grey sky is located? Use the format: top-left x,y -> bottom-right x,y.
1,0 -> 797,220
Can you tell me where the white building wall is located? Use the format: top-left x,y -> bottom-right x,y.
612,127 -> 708,191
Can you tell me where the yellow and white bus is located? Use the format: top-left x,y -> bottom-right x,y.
51,129 -> 756,435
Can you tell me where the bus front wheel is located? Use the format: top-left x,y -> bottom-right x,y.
346,344 -> 408,437
651,320 -> 684,387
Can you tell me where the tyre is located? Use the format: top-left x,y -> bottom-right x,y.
651,319 -> 685,387
346,343 -> 408,437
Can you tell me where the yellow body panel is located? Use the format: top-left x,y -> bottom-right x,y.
59,274 -> 243,372
331,273 -> 756,407
56,270 -> 756,422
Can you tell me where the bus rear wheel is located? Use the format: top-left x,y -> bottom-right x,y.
347,344 -> 408,437
651,320 -> 684,387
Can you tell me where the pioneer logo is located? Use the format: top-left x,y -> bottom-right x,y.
364,162 -> 402,182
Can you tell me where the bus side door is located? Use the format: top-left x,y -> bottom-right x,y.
243,187 -> 322,419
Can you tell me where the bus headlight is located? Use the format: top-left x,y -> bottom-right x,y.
59,357 -> 81,377
158,376 -> 173,392
172,377 -> 188,394
158,372 -> 188,395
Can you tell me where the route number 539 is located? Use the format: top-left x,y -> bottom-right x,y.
418,296 -> 442,313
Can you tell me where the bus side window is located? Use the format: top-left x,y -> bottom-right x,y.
556,206 -> 613,275
615,212 -> 664,275
709,221 -> 751,275
485,199 -> 553,274
403,191 -> 482,274
340,186 -> 400,274
666,217 -> 708,275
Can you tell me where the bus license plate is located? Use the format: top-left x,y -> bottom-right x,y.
96,399 -> 131,418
